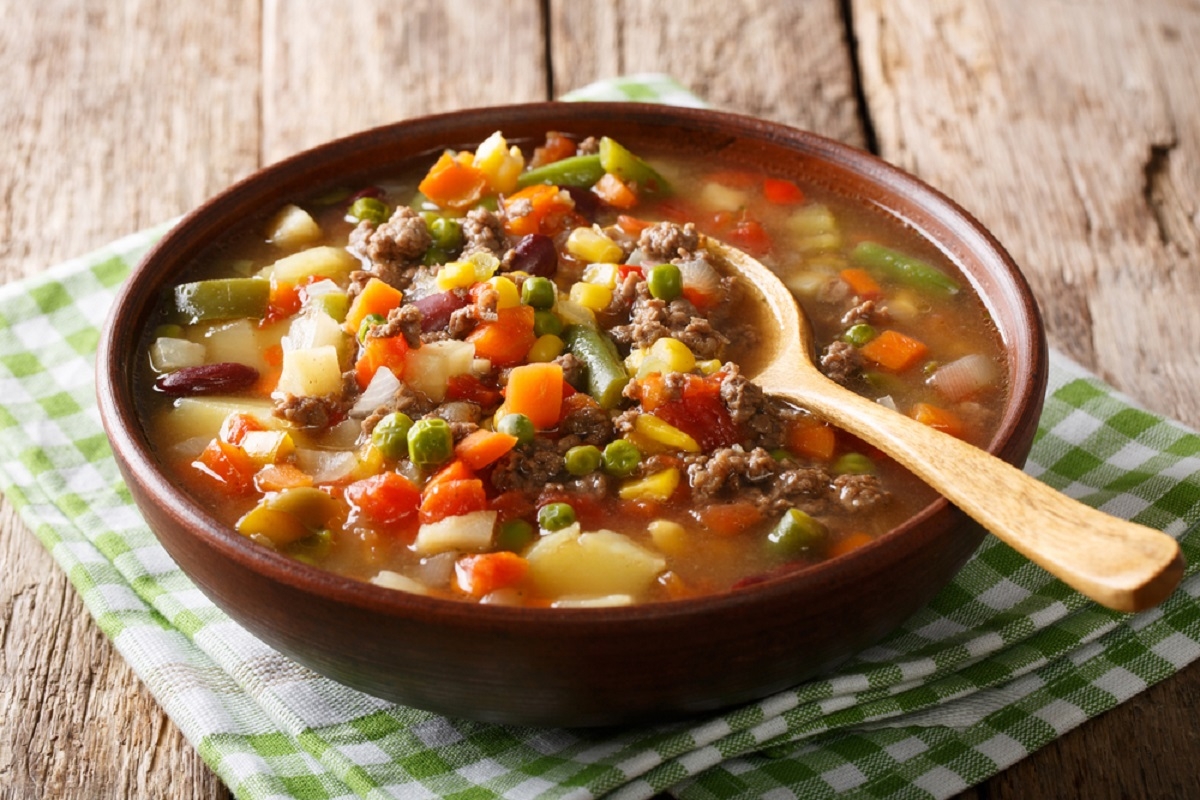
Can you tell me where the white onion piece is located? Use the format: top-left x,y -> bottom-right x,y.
349,367 -> 400,417
675,254 -> 723,297
303,278 -> 340,297
295,448 -> 357,484
625,247 -> 649,267
876,395 -> 898,411
410,553 -> 456,588
928,354 -> 997,402
149,337 -> 206,372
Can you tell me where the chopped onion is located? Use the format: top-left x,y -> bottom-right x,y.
349,367 -> 400,417
876,395 -> 898,411
625,247 -> 649,267
928,354 -> 997,402
675,254 -> 723,297
371,570 -> 430,595
303,278 -> 340,297
150,337 -> 206,372
295,448 -> 357,484
410,553 -> 455,588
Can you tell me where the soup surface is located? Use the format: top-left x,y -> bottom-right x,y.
140,131 -> 1007,606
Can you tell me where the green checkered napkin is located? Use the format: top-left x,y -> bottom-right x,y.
2,75 -> 1199,800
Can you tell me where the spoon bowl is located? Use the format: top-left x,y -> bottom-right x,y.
705,235 -> 1185,613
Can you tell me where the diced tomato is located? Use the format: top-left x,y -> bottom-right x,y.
455,551 -> 529,597
616,216 -> 652,236
445,373 -> 505,410
345,472 -> 421,526
265,279 -> 302,324
419,478 -> 488,524
762,177 -> 805,205
637,372 -> 741,451
616,263 -> 645,283
193,438 -> 256,496
592,173 -> 638,209
219,412 -> 266,446
263,343 -> 284,368
529,131 -> 578,168
694,502 -> 764,536
355,334 -> 410,389
727,218 -> 772,257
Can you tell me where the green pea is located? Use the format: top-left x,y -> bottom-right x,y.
496,519 -> 535,553
349,196 -> 389,225
357,313 -> 387,343
601,439 -> 641,477
429,217 -> 462,252
538,502 -> 576,531
422,246 -> 449,267
521,276 -> 557,310
406,418 -> 454,468
497,413 -> 536,446
533,310 -> 563,337
770,448 -> 793,462
371,412 -> 414,460
767,509 -> 827,556
646,263 -> 683,302
564,445 -> 602,476
832,452 -> 874,475
842,323 -> 877,347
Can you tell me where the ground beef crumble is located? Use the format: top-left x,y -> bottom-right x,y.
460,207 -> 508,257
273,394 -> 344,430
638,221 -> 700,261
820,340 -> 862,386
347,207 -> 432,293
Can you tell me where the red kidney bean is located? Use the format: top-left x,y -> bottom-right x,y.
507,234 -> 558,277
348,185 -> 386,202
155,362 -> 260,396
412,290 -> 471,332
562,185 -> 599,221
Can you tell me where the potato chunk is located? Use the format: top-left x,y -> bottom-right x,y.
525,526 -> 666,601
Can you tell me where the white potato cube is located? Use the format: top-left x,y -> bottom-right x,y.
413,510 -> 497,555
269,246 -> 358,286
525,526 -> 666,600
275,345 -> 343,398
403,339 -> 475,402
149,337 -> 205,372
266,204 -> 322,248
370,570 -> 432,595
154,397 -> 278,446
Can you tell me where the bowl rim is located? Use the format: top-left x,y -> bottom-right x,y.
96,101 -> 1048,626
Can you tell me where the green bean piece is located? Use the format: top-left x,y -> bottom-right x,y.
646,263 -> 683,302
173,278 -> 270,324
371,412 -> 414,460
429,217 -> 463,252
598,137 -> 670,195
564,444 -> 602,476
770,448 -> 794,462
496,519 -> 535,553
315,291 -> 350,323
601,439 -> 641,478
516,154 -> 606,189
521,276 -> 557,310
850,242 -> 960,296
349,196 -> 390,225
832,452 -> 874,475
538,502 -> 577,531
533,310 -> 564,337
767,509 -> 828,556
497,413 -> 536,446
563,325 -> 630,410
842,323 -> 877,347
357,313 -> 387,343
406,418 -> 454,468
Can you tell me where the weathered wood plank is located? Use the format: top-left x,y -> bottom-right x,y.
852,1 -> 1200,797
549,0 -> 867,146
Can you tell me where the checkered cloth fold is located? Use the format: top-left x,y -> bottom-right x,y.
2,75 -> 1198,799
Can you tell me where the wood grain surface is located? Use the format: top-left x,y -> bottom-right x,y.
2,1 -> 1198,798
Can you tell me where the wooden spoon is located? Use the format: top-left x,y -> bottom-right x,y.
704,236 -> 1184,613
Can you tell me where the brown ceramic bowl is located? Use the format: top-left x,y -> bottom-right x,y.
96,103 -> 1047,727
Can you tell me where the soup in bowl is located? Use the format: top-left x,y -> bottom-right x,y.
98,103 -> 1047,725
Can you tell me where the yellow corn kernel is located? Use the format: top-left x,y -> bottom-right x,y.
468,251 -> 499,282
650,337 -> 695,373
624,347 -> 647,375
526,333 -> 564,363
474,131 -> 525,194
634,415 -> 700,452
239,430 -> 295,465
487,276 -> 521,309
697,359 -> 723,375
349,442 -> 385,480
566,226 -> 624,263
569,281 -> 613,311
436,260 -> 476,291
648,519 -> 687,556
618,467 -> 681,502
582,262 -> 619,288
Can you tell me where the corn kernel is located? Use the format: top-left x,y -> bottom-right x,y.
526,333 -> 564,363
468,251 -> 499,282
697,359 -> 723,375
474,131 -> 525,194
618,467 -> 681,502
569,281 -> 613,311
239,430 -> 295,465
350,442 -> 385,480
648,519 -> 687,556
624,347 -> 646,375
487,276 -> 521,309
582,262 -> 619,288
634,415 -> 700,452
649,337 -> 695,373
436,260 -> 476,291
566,226 -> 624,263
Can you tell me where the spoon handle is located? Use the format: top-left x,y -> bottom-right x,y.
773,379 -> 1185,612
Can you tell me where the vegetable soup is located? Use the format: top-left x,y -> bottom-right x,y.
138,131 -> 1007,606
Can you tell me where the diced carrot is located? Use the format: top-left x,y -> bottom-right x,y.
785,418 -> 837,462
455,428 -> 519,470
417,151 -> 489,211
503,362 -> 564,429
193,438 -> 256,496
827,531 -> 874,559
529,131 -> 578,168
263,343 -> 284,368
762,177 -> 805,205
592,172 -> 638,209
419,478 -> 488,524
910,402 -> 965,438
502,184 -> 576,237
466,305 -> 536,367
354,334 -> 409,389
254,463 -> 314,492
838,268 -> 882,299
344,278 -> 404,334
694,502 -> 764,537
616,215 -> 652,235
455,551 -> 529,597
859,330 -> 929,372
424,458 -> 475,490
219,412 -> 266,446
345,471 -> 421,525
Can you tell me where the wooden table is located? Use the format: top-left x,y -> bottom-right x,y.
3,1 -> 1198,797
